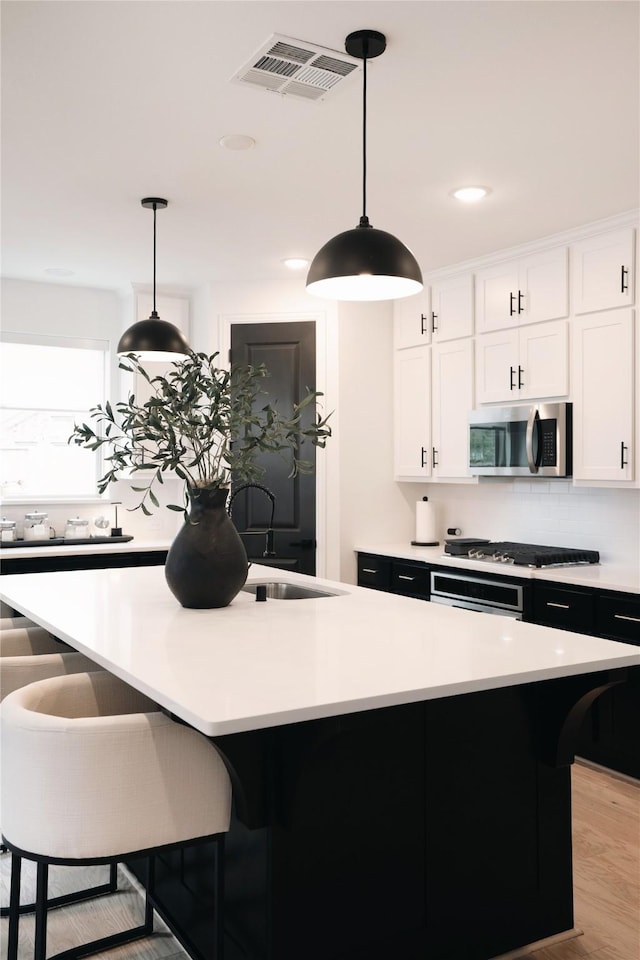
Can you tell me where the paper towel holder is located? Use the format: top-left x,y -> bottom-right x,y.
411,496 -> 439,547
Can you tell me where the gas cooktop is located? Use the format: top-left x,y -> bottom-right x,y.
443,539 -> 600,568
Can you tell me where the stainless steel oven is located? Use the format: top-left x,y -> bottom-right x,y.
430,570 -> 524,619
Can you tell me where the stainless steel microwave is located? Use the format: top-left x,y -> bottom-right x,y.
469,402 -> 572,477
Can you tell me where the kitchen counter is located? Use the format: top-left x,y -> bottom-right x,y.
1,564 -> 638,737
0,537 -> 172,561
355,542 -> 640,594
1,564 -> 638,960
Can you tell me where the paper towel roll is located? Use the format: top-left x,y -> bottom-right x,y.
412,497 -> 439,546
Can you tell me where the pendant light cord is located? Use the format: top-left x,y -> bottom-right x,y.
360,51 -> 369,228
152,201 -> 158,316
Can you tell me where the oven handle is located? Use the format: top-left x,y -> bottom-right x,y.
526,407 -> 540,474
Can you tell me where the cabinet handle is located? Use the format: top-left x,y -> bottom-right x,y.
621,265 -> 629,293
509,292 -> 516,316
621,442 -> 629,468
509,366 -> 515,390
432,447 -> 438,467
517,290 -> 525,314
518,365 -> 523,389
614,613 -> 640,623
362,568 -> 378,575
398,575 -> 415,582
431,312 -> 438,334
546,602 -> 570,609
421,313 -> 428,336
421,447 -> 428,468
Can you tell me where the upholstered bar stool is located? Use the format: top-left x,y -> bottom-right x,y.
0,617 -> 36,631
0,638 -> 107,914
2,670 -> 232,960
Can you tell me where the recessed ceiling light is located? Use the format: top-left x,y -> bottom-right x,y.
450,186 -> 491,203
44,267 -> 75,277
282,258 -> 310,270
219,134 -> 256,151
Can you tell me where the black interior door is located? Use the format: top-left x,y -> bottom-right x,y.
230,321 -> 317,576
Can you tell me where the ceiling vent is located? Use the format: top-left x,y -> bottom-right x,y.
230,34 -> 361,102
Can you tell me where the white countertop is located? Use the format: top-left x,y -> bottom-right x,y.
356,543 -> 640,594
0,538 -> 171,560
1,565 -> 638,737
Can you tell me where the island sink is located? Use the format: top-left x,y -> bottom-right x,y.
241,581 -> 342,600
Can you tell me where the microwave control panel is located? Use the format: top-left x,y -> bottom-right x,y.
539,419 -> 557,467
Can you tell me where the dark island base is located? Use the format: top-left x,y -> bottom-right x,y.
131,669 -> 631,960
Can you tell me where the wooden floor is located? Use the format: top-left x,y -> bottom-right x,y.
1,762 -> 638,960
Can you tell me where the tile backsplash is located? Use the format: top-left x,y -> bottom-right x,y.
406,482 -> 640,568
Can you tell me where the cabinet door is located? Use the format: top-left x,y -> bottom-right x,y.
572,309 -> 634,482
519,246 -> 568,324
475,329 -> 519,404
394,289 -> 431,349
474,260 -> 520,333
518,320 -> 569,400
431,273 -> 474,342
394,346 -> 431,479
571,228 -> 635,315
432,339 -> 474,478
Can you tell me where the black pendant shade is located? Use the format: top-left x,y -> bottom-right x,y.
306,30 -> 422,302
117,198 -> 191,361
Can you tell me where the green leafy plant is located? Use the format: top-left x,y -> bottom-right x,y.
70,351 -> 332,517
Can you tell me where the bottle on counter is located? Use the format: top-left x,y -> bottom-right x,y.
0,518 -> 17,542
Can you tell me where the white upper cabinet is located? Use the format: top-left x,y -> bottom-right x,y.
394,345 -> 431,480
475,246 -> 568,333
475,319 -> 569,404
430,273 -> 474,342
431,339 -> 474,478
394,289 -> 431,349
572,309 -> 634,483
571,228 -> 635,315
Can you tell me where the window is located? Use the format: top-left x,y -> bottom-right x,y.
0,334 -> 109,499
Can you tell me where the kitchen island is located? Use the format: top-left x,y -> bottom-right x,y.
2,565 -> 639,960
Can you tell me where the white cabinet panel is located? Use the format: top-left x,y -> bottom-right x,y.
571,228 -> 635,315
475,247 -> 568,333
432,339 -> 474,478
394,346 -> 431,479
519,247 -> 569,324
475,261 -> 520,333
476,320 -> 568,404
475,329 -> 519,403
572,310 -> 634,482
394,290 -> 431,349
518,320 -> 568,400
431,273 -> 474,342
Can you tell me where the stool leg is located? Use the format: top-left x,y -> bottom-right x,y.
109,862 -> 118,893
34,861 -> 49,960
214,837 -> 225,960
7,853 -> 22,960
144,856 -> 154,933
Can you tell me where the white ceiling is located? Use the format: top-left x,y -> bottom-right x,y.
2,0 -> 639,297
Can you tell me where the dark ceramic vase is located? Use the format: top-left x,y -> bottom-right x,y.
164,486 -> 248,609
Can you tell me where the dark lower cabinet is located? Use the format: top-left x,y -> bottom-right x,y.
356,553 -> 391,591
532,583 -> 595,635
533,581 -> 640,779
390,560 -> 430,599
1,549 -> 167,576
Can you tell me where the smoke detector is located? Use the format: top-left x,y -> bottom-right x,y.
230,34 -> 361,102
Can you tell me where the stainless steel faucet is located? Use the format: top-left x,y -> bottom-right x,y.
227,482 -> 276,558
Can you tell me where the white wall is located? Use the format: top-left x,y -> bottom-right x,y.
337,301 -> 414,582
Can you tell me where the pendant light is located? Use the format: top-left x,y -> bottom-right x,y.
306,30 -> 423,302
117,198 -> 191,360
